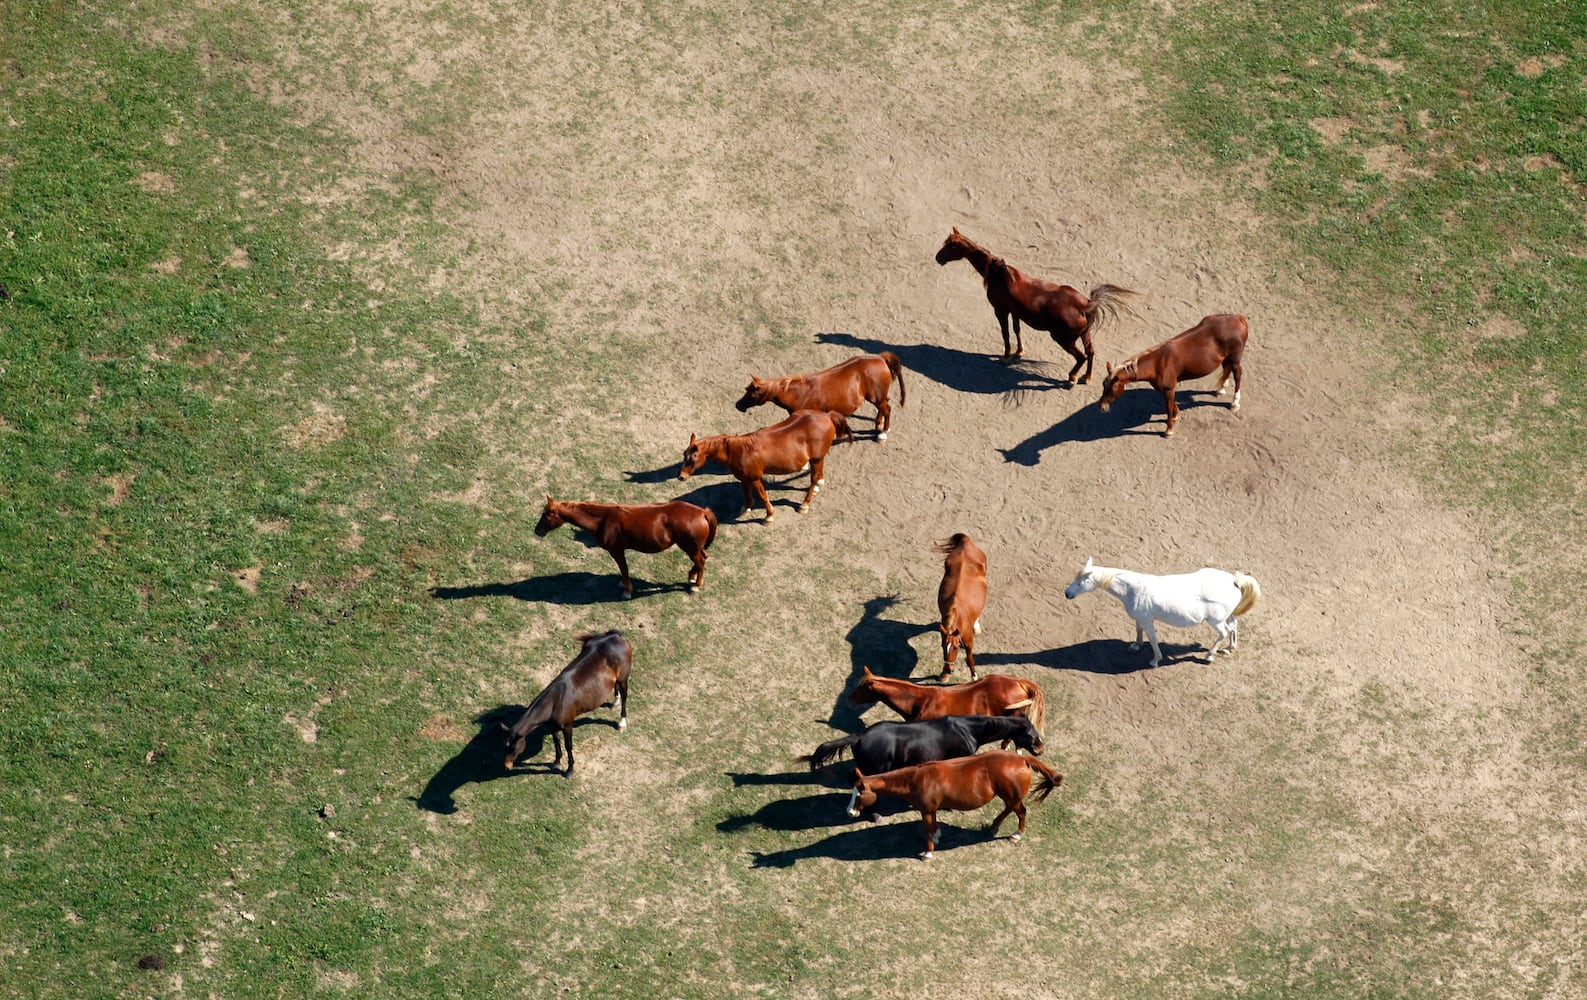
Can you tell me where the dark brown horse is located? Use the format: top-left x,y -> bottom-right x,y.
679,410 -> 853,521
535,497 -> 717,598
848,750 -> 1064,859
848,667 -> 1046,736
501,630 -> 633,775
935,227 -> 1137,379
735,353 -> 905,441
935,533 -> 988,680
1099,313 -> 1249,437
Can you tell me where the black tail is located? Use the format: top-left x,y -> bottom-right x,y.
801,733 -> 863,771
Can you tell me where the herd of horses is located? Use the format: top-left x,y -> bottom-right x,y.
504,229 -> 1262,860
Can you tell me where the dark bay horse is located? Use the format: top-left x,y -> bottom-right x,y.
935,533 -> 988,680
735,353 -> 905,441
802,714 -> 1044,775
935,227 -> 1137,379
848,667 -> 1046,735
679,409 -> 853,521
501,630 -> 633,775
535,496 -> 717,598
848,750 -> 1064,859
1099,313 -> 1249,437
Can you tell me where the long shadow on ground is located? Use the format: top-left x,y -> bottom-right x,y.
998,388 -> 1228,465
829,595 -> 936,732
622,464 -> 817,522
974,637 -> 1210,674
415,708 -> 627,813
815,331 -> 1069,398
429,571 -> 692,605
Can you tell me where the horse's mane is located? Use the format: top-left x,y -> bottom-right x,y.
932,533 -> 972,554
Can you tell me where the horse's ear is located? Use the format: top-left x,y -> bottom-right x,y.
544,493 -> 554,503
688,432 -> 696,444
1105,362 -> 1114,375
1084,557 -> 1093,570
950,226 -> 961,235
861,665 -> 873,678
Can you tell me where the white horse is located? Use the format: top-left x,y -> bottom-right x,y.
1063,558 -> 1260,667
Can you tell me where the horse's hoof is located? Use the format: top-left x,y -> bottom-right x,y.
621,591 -> 633,600
877,432 -> 887,443
1011,833 -> 1022,842
921,851 -> 934,861
847,807 -> 860,819
1128,642 -> 1141,651
797,504 -> 809,514
688,584 -> 701,594
618,718 -> 628,730
1149,659 -> 1162,668
1163,428 -> 1175,438
811,484 -> 821,494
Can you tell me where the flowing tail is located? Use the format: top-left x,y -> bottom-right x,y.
931,533 -> 971,554
879,351 -> 906,407
828,410 -> 856,444
1084,284 -> 1139,337
1231,572 -> 1260,618
800,733 -> 863,771
1026,757 -> 1065,803
998,682 -> 1047,736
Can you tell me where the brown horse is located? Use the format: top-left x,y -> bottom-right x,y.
935,227 -> 1137,379
935,533 -> 988,680
535,497 -> 717,598
848,667 -> 1045,735
1099,313 -> 1249,437
735,353 -> 905,441
679,410 -> 854,521
501,630 -> 633,775
848,750 -> 1063,859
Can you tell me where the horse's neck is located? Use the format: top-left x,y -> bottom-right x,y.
1095,568 -> 1134,603
559,503 -> 608,532
875,679 -> 922,714
967,716 -> 1013,742
867,768 -> 916,796
698,436 -> 734,462
961,244 -> 1000,280
766,377 -> 804,406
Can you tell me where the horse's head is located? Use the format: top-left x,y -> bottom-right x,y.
1098,361 -> 1132,412
939,621 -> 964,667
847,769 -> 878,818
734,377 -> 771,412
1064,557 -> 1100,600
934,227 -> 970,266
1010,716 -> 1044,756
678,434 -> 707,480
847,666 -> 881,706
534,495 -> 565,536
499,720 -> 527,771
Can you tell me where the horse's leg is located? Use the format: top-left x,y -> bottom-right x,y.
996,310 -> 1015,361
1011,316 -> 1025,359
1142,621 -> 1165,667
964,637 -> 978,680
1078,330 -> 1096,385
550,726 -> 564,770
739,479 -> 755,517
1230,361 -> 1243,411
1162,386 -> 1179,437
1130,622 -> 1144,651
687,543 -> 706,593
1228,616 -> 1240,651
989,799 -> 1015,837
1206,620 -> 1230,660
875,399 -> 891,441
1060,335 -> 1088,384
922,811 -> 938,860
616,678 -> 629,730
799,455 -> 825,513
563,725 -> 575,776
752,477 -> 774,521
610,549 -> 634,599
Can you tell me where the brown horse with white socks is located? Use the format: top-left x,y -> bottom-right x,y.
679,409 -> 853,522
734,353 -> 905,441
535,497 -> 716,598
935,533 -> 988,680
1098,313 -> 1249,437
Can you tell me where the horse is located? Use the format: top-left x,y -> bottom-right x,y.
848,750 -> 1064,859
535,496 -> 717,598
679,410 -> 853,522
935,533 -> 988,680
802,714 -> 1044,775
1063,557 -> 1261,667
1098,313 -> 1249,437
848,667 -> 1046,736
500,630 -> 633,775
935,227 -> 1137,378
734,352 -> 905,441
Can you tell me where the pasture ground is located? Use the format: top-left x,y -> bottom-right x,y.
3,2 -> 1584,997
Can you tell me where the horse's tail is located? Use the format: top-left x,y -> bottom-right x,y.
1021,680 -> 1047,736
879,351 -> 906,407
801,733 -> 862,771
1025,756 -> 1065,803
931,533 -> 970,554
828,410 -> 856,445
1231,572 -> 1260,618
1084,284 -> 1139,337
702,507 -> 719,551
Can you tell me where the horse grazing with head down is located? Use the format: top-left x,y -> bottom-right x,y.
802,714 -> 1044,775
501,630 -> 633,776
679,409 -> 853,522
935,227 -> 1137,378
1098,313 -> 1249,437
849,750 -> 1064,859
1064,557 -> 1261,668
735,353 -> 905,441
536,496 -> 717,598
848,667 -> 1046,736
935,533 -> 988,680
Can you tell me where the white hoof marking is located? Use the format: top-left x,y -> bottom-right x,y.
1011,833 -> 1022,842
921,851 -> 934,861
973,619 -> 982,635
618,718 -> 628,730
877,433 -> 887,442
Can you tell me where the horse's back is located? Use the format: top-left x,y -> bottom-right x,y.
1170,313 -> 1248,376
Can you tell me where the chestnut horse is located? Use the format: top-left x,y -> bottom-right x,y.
935,227 -> 1137,379
848,667 -> 1045,735
1099,313 -> 1249,437
735,352 -> 905,441
501,630 -> 633,775
848,750 -> 1064,859
535,496 -> 716,598
935,533 -> 988,680
679,409 -> 854,521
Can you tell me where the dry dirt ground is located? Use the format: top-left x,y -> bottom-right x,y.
160,2 -> 1584,995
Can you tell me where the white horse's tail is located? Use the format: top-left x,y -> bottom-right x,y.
1231,573 -> 1261,618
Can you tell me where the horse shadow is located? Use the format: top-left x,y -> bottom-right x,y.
429,571 -> 692,605
998,388 -> 1228,465
830,595 -> 935,731
814,331 -> 1068,399
974,637 -> 1209,674
742,815 -> 998,868
622,464 -> 817,522
415,707 -> 631,813
727,769 -> 830,788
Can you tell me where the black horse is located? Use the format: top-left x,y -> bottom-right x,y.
801,715 -> 1043,775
